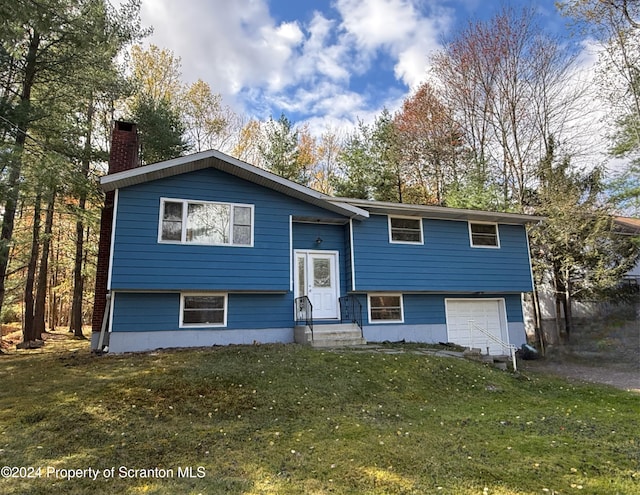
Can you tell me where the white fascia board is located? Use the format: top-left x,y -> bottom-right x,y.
330,197 -> 544,225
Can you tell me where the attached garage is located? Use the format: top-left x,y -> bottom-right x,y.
445,299 -> 509,354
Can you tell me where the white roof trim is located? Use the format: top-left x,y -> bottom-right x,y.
100,149 -> 369,220
100,149 -> 542,225
329,197 -> 544,225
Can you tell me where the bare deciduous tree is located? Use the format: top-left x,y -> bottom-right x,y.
431,6 -> 592,210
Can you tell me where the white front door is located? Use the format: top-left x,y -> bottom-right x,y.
295,251 -> 339,319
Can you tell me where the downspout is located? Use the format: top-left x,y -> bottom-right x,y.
96,293 -> 111,353
349,218 -> 356,292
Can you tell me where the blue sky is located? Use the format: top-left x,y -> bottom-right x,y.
132,0 -> 589,135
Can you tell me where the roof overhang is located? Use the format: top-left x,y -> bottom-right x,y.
100,150 -> 369,221
614,216 -> 640,234
329,197 -> 544,225
100,149 -> 544,225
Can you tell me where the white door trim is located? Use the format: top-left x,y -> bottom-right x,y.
294,250 -> 340,320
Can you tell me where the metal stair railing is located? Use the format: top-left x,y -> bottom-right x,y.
468,320 -> 518,372
294,296 -> 313,341
338,295 -> 363,339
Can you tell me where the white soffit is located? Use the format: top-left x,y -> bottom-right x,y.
330,197 -> 544,225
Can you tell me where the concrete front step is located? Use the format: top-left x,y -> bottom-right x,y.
463,348 -> 514,370
295,324 -> 366,347
311,338 -> 367,348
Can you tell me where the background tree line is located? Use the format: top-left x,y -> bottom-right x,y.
0,1 -> 638,347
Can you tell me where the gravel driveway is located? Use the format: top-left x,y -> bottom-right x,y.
519,358 -> 640,393
519,316 -> 639,393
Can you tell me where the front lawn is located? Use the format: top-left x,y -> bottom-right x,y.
0,341 -> 637,494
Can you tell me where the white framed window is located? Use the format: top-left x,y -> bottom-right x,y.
180,293 -> 227,327
388,216 -> 423,244
468,222 -> 500,248
368,294 -> 404,323
159,198 -> 254,246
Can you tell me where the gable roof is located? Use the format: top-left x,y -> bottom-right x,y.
100,149 -> 369,221
101,149 -> 543,225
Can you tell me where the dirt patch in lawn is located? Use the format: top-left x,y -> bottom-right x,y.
1,327 -> 90,354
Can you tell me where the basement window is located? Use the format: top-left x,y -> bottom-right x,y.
368,294 -> 404,323
180,294 -> 227,327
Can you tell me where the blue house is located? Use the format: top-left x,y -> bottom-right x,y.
92,122 -> 541,354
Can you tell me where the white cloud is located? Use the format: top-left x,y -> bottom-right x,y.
298,13 -> 350,83
335,0 -> 418,50
335,0 -> 452,89
393,17 -> 444,89
138,0 -> 303,97
118,0 -> 452,136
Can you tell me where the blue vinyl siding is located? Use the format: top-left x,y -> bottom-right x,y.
110,292 -> 524,334
111,169 -> 533,294
352,215 -> 533,293
504,293 -> 524,321
110,168 -> 344,291
112,292 -> 295,332
229,293 -> 294,328
292,222 -> 347,252
341,293 -> 523,327
112,293 -> 179,332
403,294 -> 447,324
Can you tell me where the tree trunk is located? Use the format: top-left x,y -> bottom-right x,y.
552,264 -> 564,344
564,274 -> 573,340
0,150 -> 25,320
70,99 -> 94,338
34,189 -> 56,339
70,203 -> 86,337
50,223 -> 61,330
0,30 -> 40,318
532,288 -> 546,355
23,194 -> 41,343
554,294 -> 564,344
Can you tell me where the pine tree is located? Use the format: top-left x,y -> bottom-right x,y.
259,114 -> 306,184
529,138 -> 639,341
132,96 -> 189,164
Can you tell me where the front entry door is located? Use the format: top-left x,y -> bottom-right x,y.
295,251 -> 339,319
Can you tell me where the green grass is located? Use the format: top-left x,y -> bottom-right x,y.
0,341 -> 638,494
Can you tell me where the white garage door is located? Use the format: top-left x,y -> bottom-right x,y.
445,299 -> 508,355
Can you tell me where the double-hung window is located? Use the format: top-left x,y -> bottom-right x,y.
160,198 -> 254,246
180,294 -> 227,327
389,216 -> 423,244
368,294 -> 404,323
469,222 -> 500,248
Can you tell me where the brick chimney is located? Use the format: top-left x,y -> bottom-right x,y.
92,121 -> 139,339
